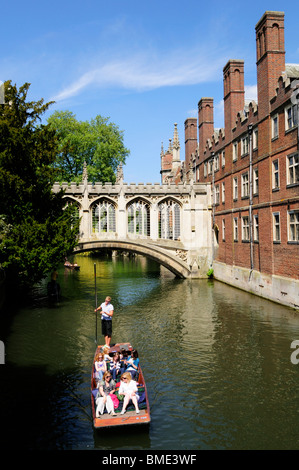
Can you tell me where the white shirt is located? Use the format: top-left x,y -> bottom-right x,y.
100,302 -> 113,320
119,379 -> 138,396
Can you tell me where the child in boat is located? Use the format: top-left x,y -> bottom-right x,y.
94,352 -> 107,382
118,372 -> 140,415
95,371 -> 117,417
102,346 -> 111,361
109,351 -> 121,381
124,349 -> 139,380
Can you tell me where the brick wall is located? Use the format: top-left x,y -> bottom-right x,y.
183,10 -> 299,282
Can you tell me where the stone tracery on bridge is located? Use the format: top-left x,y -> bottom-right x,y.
53,166 -> 213,278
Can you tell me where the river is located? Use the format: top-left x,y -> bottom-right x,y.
0,253 -> 299,450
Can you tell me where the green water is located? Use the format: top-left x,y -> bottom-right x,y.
1,253 -> 299,450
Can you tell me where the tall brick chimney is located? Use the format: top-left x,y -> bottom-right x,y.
198,98 -> 214,159
184,118 -> 197,171
223,60 -> 245,142
255,11 -> 285,120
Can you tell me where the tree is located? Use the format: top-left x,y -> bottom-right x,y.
0,82 -> 79,289
47,110 -> 130,183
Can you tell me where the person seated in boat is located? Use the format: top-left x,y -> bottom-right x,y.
102,346 -> 111,361
109,351 -> 121,381
123,349 -> 139,380
94,352 -> 107,382
119,372 -> 140,415
95,371 -> 116,417
119,348 -> 131,374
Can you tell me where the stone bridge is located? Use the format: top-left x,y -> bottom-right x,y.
52,169 -> 213,278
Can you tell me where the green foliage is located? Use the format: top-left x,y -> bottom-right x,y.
47,110 -> 130,183
0,81 -> 79,289
207,268 -> 214,279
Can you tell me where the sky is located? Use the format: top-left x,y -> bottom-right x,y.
1,0 -> 299,183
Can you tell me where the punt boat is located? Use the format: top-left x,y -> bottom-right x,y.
91,342 -> 151,429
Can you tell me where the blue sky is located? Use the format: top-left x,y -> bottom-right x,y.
1,1 -> 298,183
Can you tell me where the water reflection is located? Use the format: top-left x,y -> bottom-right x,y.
1,253 -> 299,450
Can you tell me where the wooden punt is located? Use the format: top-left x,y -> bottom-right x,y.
91,342 -> 151,429
64,262 -> 80,270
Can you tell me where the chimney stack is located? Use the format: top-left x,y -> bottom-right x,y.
255,11 -> 285,119
223,60 -> 245,142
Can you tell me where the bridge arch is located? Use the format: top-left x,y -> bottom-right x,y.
54,178 -> 213,278
157,195 -> 183,207
74,239 -> 192,278
125,195 -> 152,207
88,195 -> 117,210
64,196 -> 82,209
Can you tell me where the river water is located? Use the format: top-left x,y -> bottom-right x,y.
1,253 -> 299,451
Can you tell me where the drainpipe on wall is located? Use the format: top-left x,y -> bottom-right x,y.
211,152 -> 215,264
290,79 -> 299,150
248,124 -> 254,275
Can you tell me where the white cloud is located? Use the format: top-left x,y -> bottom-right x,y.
51,48 -> 227,102
245,84 -> 257,101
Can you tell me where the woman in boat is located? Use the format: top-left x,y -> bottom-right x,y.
118,372 -> 140,415
94,352 -> 107,382
95,371 -> 116,417
124,349 -> 139,380
109,351 -> 121,381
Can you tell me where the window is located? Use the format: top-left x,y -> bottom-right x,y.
253,129 -> 258,149
241,172 -> 249,198
253,168 -> 259,195
158,200 -> 180,240
242,216 -> 250,241
215,185 -> 220,205
222,151 -> 225,168
272,114 -> 279,139
204,161 -> 207,177
233,177 -> 238,200
64,199 -> 80,233
222,219 -> 225,241
273,213 -> 280,242
222,182 -> 225,203
209,159 -> 213,174
233,218 -> 238,241
272,160 -> 279,189
287,153 -> 299,185
253,214 -> 259,241
285,104 -> 298,131
233,142 -> 238,161
215,154 -> 219,171
92,200 -> 116,234
288,211 -> 299,242
241,136 -> 249,156
128,200 -> 150,237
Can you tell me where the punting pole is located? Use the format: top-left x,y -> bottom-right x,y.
94,263 -> 97,344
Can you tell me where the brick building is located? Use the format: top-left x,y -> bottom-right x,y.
161,11 -> 299,308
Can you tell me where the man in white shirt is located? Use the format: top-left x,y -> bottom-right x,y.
95,296 -> 114,347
